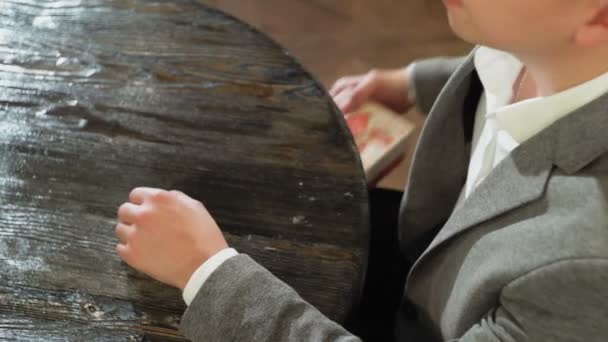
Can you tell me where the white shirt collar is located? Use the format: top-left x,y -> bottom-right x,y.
474,46 -> 608,143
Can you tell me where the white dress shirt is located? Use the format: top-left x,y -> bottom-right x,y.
183,46 -> 608,306
462,46 -> 608,201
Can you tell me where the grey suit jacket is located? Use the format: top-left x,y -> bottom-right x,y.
179,49 -> 608,341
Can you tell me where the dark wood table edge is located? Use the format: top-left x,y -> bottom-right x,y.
197,3 -> 371,324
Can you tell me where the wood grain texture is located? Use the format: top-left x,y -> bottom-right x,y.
0,0 -> 369,340
200,0 -> 473,191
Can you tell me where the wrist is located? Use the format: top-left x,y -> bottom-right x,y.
182,248 -> 239,305
178,249 -> 223,290
403,63 -> 417,107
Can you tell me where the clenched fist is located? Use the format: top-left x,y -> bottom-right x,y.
115,187 -> 228,290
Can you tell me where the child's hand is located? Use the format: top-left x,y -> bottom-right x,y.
330,67 -> 414,114
115,187 -> 228,290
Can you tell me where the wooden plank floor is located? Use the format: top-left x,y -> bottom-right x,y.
200,0 -> 472,189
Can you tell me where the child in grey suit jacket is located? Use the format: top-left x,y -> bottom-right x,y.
116,0 -> 608,340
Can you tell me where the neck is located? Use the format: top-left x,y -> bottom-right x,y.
516,45 -> 608,97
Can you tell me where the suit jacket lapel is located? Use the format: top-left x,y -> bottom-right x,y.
406,72 -> 608,285
425,132 -> 554,255
399,53 -> 479,252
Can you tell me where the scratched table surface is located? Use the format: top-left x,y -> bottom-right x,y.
0,0 -> 369,340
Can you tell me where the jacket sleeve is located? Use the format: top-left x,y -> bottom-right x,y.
458,259 -> 608,342
179,254 -> 362,342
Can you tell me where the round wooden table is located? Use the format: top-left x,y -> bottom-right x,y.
0,0 -> 369,340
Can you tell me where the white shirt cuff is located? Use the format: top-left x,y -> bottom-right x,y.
182,248 -> 239,306
404,63 -> 417,105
